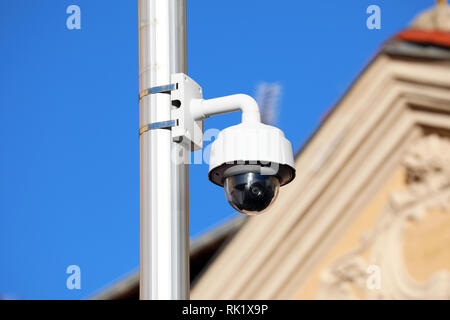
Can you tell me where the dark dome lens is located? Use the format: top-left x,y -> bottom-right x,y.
224,172 -> 280,215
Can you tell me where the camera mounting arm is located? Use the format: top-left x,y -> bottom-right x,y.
168,73 -> 262,151
190,94 -> 261,124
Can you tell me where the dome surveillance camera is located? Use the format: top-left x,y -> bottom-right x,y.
168,75 -> 295,215
208,121 -> 295,215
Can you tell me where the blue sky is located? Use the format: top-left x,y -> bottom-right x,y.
0,0 -> 431,299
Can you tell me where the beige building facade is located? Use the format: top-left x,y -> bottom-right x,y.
192,3 -> 450,300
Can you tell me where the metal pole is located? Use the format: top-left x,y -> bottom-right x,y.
138,0 -> 189,300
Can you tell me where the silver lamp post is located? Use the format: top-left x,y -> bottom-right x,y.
138,0 -> 189,300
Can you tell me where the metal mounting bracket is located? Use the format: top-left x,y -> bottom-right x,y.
139,84 -> 177,100
139,120 -> 178,135
170,73 -> 204,151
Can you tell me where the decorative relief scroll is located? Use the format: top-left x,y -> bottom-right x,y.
318,134 -> 450,300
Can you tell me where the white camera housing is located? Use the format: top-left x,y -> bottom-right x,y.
169,73 -> 296,214
208,122 -> 295,187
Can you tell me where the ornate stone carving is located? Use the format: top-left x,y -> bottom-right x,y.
318,134 -> 450,300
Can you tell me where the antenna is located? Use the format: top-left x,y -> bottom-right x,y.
256,83 -> 282,125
